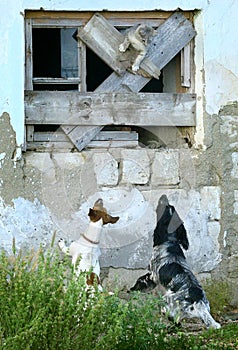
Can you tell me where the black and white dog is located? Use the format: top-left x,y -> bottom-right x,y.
131,194 -> 221,329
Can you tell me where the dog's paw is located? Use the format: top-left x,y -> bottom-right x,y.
119,44 -> 126,52
132,64 -> 139,72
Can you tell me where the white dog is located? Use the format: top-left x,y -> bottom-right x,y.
119,23 -> 155,72
58,198 -> 119,290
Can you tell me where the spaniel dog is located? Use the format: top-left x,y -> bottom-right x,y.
131,194 -> 221,329
58,198 -> 119,291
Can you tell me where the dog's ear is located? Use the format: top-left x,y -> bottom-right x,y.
88,208 -> 102,222
93,198 -> 104,211
176,224 -> 189,250
102,213 -> 119,225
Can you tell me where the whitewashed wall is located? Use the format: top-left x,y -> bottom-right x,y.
0,0 -> 238,149
1,1 -> 238,302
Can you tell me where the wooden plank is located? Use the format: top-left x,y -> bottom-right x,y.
74,12 -> 196,150
34,132 -> 68,142
77,13 -> 161,79
181,43 -> 191,87
25,91 -> 196,127
96,12 -> 196,93
61,33 -> 87,147
77,13 -> 125,75
27,142 -> 74,151
33,77 -> 80,84
27,10 -> 189,21
87,140 -> 138,148
26,125 -> 34,142
78,39 -> 87,92
28,140 -> 138,150
25,18 -> 33,90
93,131 -> 138,141
33,130 -> 138,142
66,125 -> 103,151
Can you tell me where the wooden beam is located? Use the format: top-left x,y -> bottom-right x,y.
25,91 -> 196,126
77,13 -> 160,79
27,140 -> 138,150
96,12 -> 196,93
72,12 -> 196,150
33,130 -> 138,142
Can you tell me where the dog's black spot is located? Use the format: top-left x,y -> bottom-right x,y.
186,286 -> 204,303
159,262 -> 184,288
176,224 -> 189,250
167,243 -> 186,259
130,273 -> 156,292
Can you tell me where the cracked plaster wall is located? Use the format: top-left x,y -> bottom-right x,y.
0,0 -> 238,305
1,110 -> 237,302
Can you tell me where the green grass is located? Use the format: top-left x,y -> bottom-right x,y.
0,241 -> 237,350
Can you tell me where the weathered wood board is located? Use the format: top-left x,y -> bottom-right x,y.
27,131 -> 139,150
78,12 -> 161,79
25,91 -> 196,126
95,12 -> 196,93
68,12 -> 196,150
33,130 -> 138,142
27,140 -> 138,150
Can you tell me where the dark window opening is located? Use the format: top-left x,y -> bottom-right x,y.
86,47 -> 113,91
33,84 -> 78,91
102,125 -> 164,148
33,28 -> 61,78
34,125 -> 60,132
140,73 -> 164,93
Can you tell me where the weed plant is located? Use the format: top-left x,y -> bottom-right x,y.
0,239 -> 237,349
0,240 -> 166,350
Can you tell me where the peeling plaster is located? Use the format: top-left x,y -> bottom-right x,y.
0,153 -> 6,168
0,197 -> 54,254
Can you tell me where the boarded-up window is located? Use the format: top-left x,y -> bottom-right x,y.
24,11 -> 196,151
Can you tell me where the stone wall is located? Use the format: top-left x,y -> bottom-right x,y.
1,108 -> 238,305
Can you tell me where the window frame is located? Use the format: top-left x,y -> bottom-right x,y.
24,10 -> 196,151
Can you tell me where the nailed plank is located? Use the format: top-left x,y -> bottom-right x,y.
26,125 -> 34,141
33,78 -> 80,84
27,142 -> 73,151
33,131 -> 138,142
181,43 -> 191,87
96,12 -> 196,93
93,131 -> 138,141
77,13 -> 161,79
28,140 -> 138,150
25,91 -> 196,126
74,12 -> 196,151
25,18 -> 33,90
87,140 -> 138,148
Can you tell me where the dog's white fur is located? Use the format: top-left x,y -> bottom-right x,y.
58,199 -> 119,291
58,219 -> 103,278
119,24 -> 155,72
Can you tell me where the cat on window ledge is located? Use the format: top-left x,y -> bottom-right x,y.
119,24 -> 155,72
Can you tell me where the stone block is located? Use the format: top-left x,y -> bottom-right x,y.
231,152 -> 238,178
151,150 -> 179,185
93,152 -> 118,186
121,149 -> 150,184
201,186 -> 221,220
233,190 -> 238,215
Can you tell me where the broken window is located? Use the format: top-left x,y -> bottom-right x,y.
24,11 -> 196,151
